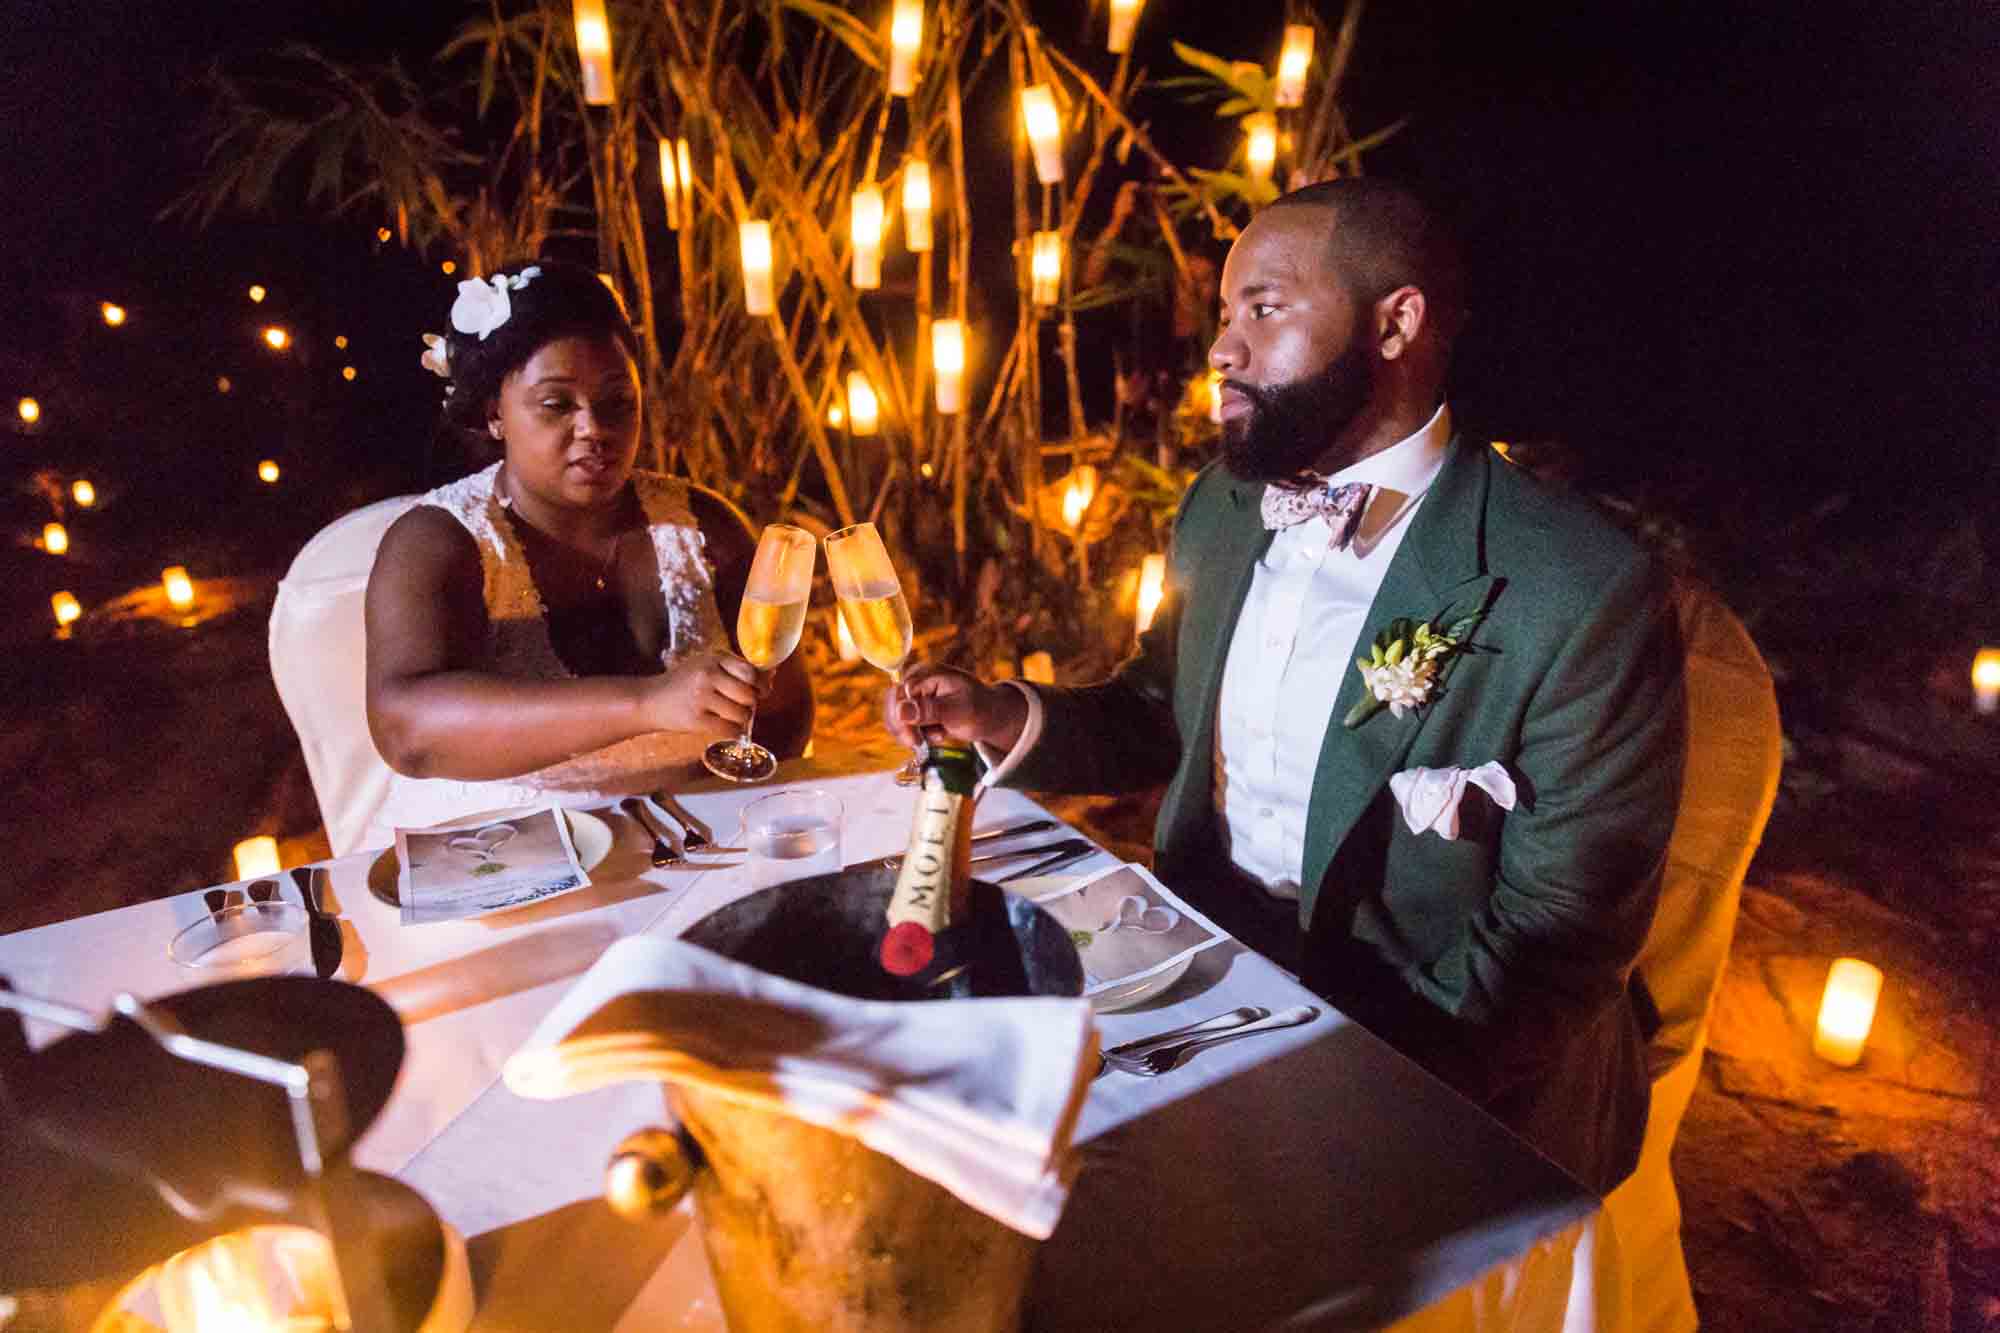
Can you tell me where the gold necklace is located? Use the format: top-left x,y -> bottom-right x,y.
499,468 -> 623,592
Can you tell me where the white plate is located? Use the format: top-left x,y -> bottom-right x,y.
368,807 -> 615,909
1004,875 -> 1192,1013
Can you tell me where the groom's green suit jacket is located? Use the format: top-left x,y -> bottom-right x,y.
1009,437 -> 1686,1192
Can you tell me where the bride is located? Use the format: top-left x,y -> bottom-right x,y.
362,259 -> 810,841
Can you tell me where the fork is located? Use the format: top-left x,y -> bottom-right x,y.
1097,1006 -> 1269,1077
649,792 -> 710,850
621,798 -> 684,867
1105,1005 -> 1319,1076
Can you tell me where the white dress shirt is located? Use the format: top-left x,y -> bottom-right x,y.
1215,405 -> 1453,897
986,406 -> 1453,900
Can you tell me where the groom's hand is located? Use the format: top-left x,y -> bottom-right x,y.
885,665 -> 1029,754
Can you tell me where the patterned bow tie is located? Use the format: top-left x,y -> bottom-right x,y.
1260,481 -> 1374,550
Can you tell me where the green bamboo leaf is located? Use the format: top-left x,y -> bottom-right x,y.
1215,97 -> 1254,118
1170,40 -> 1240,86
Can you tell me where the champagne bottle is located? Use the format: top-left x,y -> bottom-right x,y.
879,741 -> 980,978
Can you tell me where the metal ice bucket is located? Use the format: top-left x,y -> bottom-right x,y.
604,864 -> 1084,1333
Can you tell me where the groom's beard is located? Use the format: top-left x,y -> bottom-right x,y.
1219,338 -> 1374,483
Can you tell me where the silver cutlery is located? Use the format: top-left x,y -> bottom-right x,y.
623,797 -> 684,867
994,840 -> 1100,883
1098,1006 -> 1271,1076
867,819 -> 1063,872
1102,1005 -> 1319,1077
650,791 -> 711,850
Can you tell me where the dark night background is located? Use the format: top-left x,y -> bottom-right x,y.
1,1 -> 1995,613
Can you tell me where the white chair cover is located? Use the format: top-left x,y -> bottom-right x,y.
268,496 -> 418,857
1589,578 -> 1783,1332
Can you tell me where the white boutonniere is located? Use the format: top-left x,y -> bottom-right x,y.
1345,610 -> 1485,728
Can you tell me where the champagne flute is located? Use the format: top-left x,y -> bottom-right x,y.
704,524 -> 817,783
824,522 -> 922,787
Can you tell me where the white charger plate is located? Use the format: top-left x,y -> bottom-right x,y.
1004,875 -> 1193,1013
368,806 -> 615,909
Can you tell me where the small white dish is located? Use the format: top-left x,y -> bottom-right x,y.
368,806 -> 616,909
1002,875 -> 1192,1012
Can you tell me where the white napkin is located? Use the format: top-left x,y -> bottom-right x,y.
1387,761 -> 1518,839
503,934 -> 1098,1239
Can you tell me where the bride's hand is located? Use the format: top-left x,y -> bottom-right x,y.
643,652 -> 761,736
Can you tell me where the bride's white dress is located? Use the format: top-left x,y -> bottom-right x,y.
360,462 -> 728,847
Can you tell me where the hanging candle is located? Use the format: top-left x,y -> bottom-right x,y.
51,591 -> 82,631
675,139 -> 694,225
573,0 -> 615,105
1135,553 -> 1167,633
932,319 -> 966,415
852,185 -> 885,290
42,523 -> 69,555
1244,113 -> 1278,182
847,372 -> 881,436
739,221 -> 775,316
1020,84 -> 1063,185
903,159 -> 933,253
1060,466 -> 1098,530
162,566 -> 195,610
888,0 -> 923,97
1275,24 -> 1314,108
1030,230 -> 1062,307
659,139 -> 684,229
71,479 -> 95,507
1107,0 -> 1144,53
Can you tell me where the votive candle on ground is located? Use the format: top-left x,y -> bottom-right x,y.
233,835 -> 281,881
1813,957 -> 1883,1067
1972,648 -> 2000,715
1135,553 -> 1167,633
163,566 -> 195,610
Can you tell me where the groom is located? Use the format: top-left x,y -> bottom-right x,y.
894,179 -> 1685,1193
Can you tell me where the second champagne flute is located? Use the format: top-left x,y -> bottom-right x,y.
823,522 -> 921,786
703,523 -> 817,783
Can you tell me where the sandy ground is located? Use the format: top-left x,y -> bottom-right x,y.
3,585 -> 1996,1330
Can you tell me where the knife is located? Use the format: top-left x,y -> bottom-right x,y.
293,867 -> 344,980
650,791 -> 711,850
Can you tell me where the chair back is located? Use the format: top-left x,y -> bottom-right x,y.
268,496 -> 418,856
1638,578 -> 1784,1084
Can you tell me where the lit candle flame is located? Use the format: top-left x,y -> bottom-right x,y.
1973,648 -> 2000,714
573,0 -> 615,105
1060,465 -> 1097,530
52,591 -> 82,629
263,326 -> 291,351
1813,957 -> 1883,1067
1244,113 -> 1278,182
1021,84 -> 1063,185
247,284 -> 267,303
659,138 -> 682,229
19,396 -> 41,423
888,0 -> 923,96
1107,0 -> 1144,53
42,522 -> 68,555
851,185 -> 885,290
1275,24 -> 1314,108
931,319 -> 966,414
163,566 -> 195,610
847,372 -> 880,436
903,159 -> 933,253
1031,230 -> 1062,307
739,220 -> 775,316
72,478 -> 95,507
101,301 -> 127,326
1136,553 -> 1167,633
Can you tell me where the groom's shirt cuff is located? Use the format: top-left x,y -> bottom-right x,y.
974,680 -> 1045,789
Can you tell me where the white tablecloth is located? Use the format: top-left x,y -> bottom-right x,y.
0,758 -> 1599,1331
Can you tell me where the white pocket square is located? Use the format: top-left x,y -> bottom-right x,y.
1388,762 -> 1517,839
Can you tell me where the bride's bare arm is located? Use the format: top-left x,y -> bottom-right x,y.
365,506 -> 756,779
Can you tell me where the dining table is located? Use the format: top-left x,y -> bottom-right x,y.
0,750 -> 1603,1332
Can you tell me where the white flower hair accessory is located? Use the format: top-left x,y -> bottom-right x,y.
448,266 -> 543,342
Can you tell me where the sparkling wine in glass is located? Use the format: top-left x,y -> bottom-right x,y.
824,522 -> 923,786
704,523 -> 817,783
